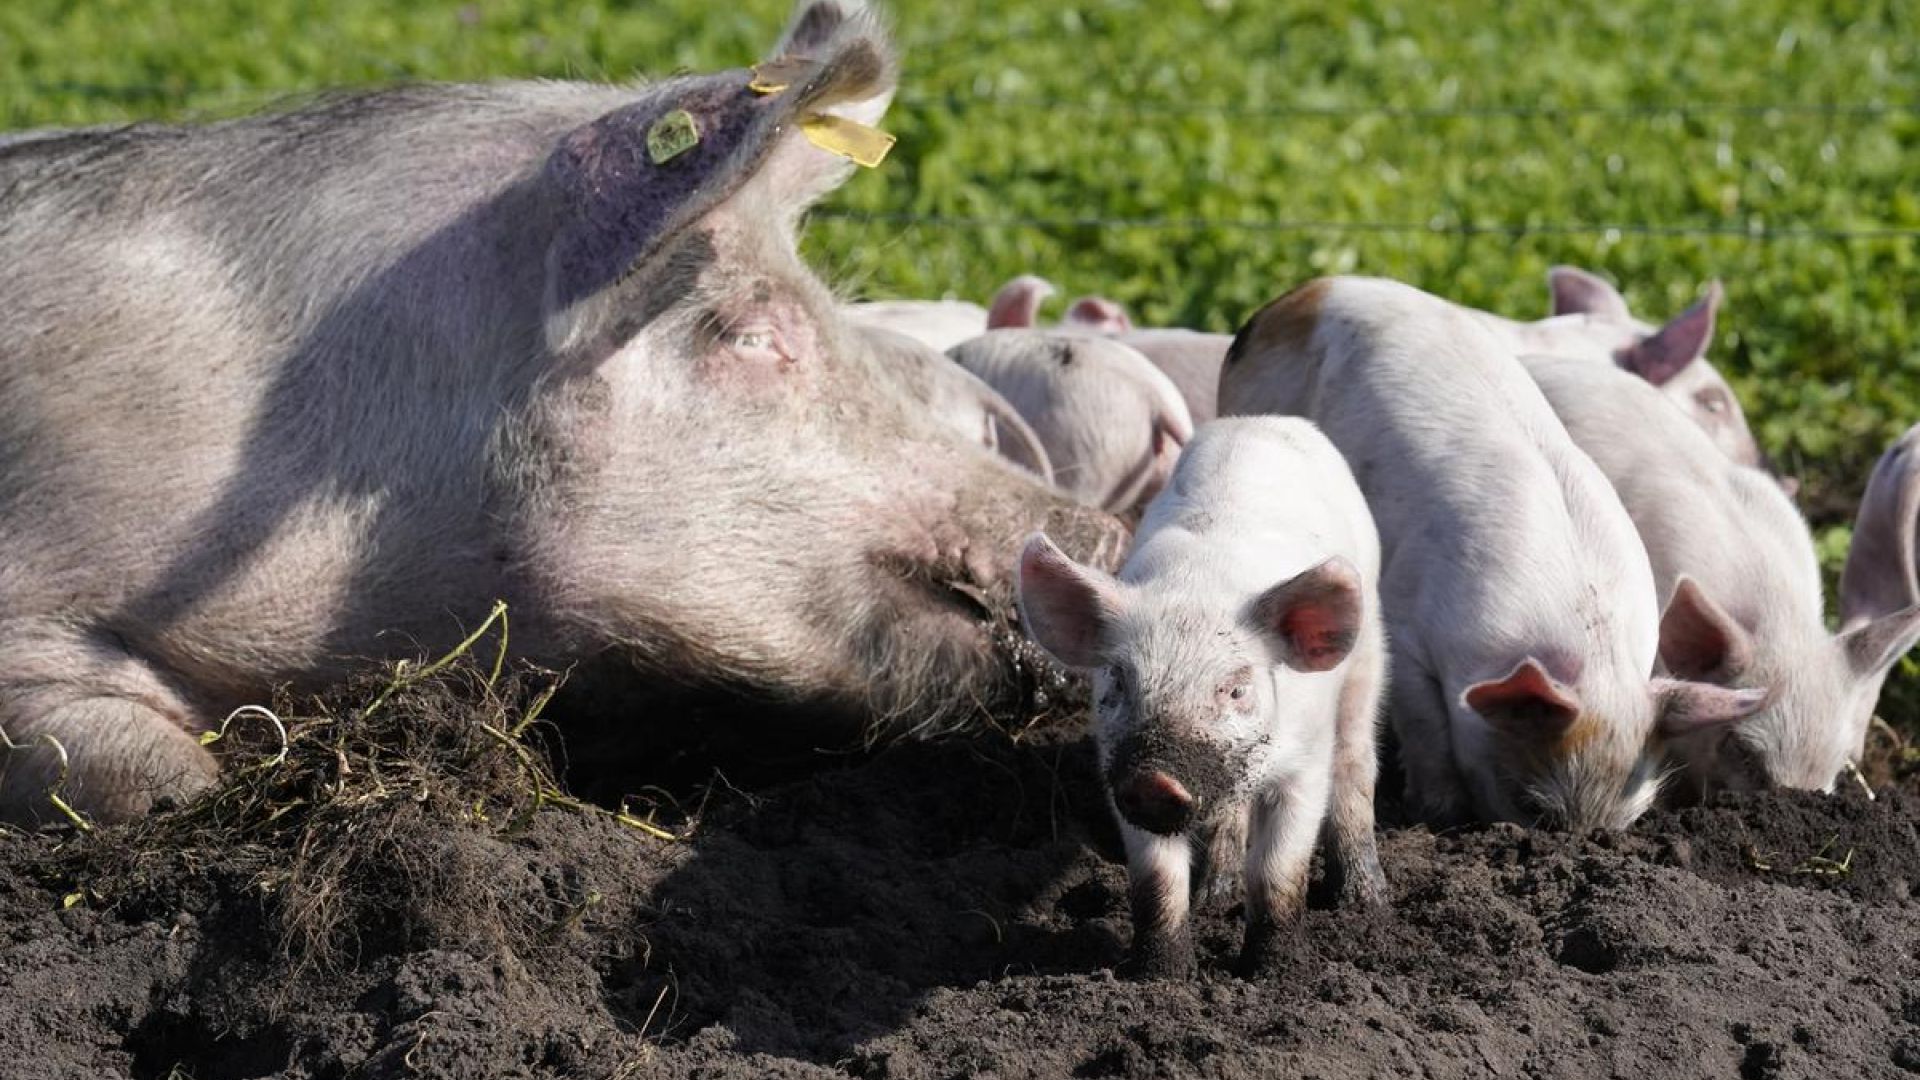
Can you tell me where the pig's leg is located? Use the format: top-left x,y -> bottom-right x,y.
1324,624 -> 1388,907
1239,771 -> 1332,976
0,637 -> 217,826
1119,819 -> 1194,979
1191,802 -> 1248,911
1,694 -> 217,826
1390,661 -> 1472,828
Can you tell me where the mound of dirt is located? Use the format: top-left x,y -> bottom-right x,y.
2,701 -> 1917,1079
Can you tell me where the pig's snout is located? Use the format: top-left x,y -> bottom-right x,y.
1114,768 -> 1195,835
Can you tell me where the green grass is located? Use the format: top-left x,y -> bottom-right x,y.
3,0 -> 1919,733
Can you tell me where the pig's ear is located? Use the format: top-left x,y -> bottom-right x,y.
1839,603 -> 1920,681
1016,533 -> 1123,669
988,276 -> 1055,330
1653,679 -> 1769,740
1620,282 -> 1721,387
1462,659 -> 1580,738
1547,266 -> 1631,321
1251,557 -> 1364,673
1840,423 -> 1920,632
761,0 -> 898,192
1657,576 -> 1753,681
540,1 -> 895,355
979,391 -> 1056,485
1064,296 -> 1135,334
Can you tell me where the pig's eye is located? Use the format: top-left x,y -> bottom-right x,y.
1229,685 -> 1247,701
1695,389 -> 1730,415
728,328 -> 779,353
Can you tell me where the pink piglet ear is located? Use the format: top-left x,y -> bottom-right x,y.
987,275 -> 1055,329
1657,576 -> 1753,681
1620,281 -> 1721,387
1251,557 -> 1364,673
1015,532 -> 1123,669
1840,422 -> 1920,632
1463,658 -> 1581,739
1064,295 -> 1135,334
1654,679 -> 1769,740
1547,266 -> 1632,321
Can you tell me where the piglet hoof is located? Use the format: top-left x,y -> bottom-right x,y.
1236,921 -> 1301,980
1123,929 -> 1196,981
1327,849 -> 1390,910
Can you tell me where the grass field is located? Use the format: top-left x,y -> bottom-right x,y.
3,0 -> 1918,729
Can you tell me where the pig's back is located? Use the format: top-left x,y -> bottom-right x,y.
1527,357 -> 1823,628
1301,278 -> 1657,675
1134,415 -> 1379,589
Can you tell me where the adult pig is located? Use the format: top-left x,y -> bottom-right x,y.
1221,277 -> 1765,831
1527,358 -> 1920,795
0,0 -> 1122,825
1018,416 -> 1388,978
949,330 -> 1194,514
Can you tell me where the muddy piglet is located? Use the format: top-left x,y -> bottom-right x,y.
1017,417 -> 1388,978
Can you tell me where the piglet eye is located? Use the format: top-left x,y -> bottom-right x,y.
1229,685 -> 1247,701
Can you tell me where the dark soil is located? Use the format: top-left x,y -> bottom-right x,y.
2,698 -> 1917,1080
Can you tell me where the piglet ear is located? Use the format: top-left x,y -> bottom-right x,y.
1620,282 -> 1721,387
1463,659 -> 1580,739
1251,557 -> 1363,673
1547,266 -> 1632,321
987,276 -> 1055,329
1839,603 -> 1920,681
1654,679 -> 1769,740
1065,296 -> 1135,334
1657,576 -> 1753,681
1840,422 -> 1920,632
1016,533 -> 1123,669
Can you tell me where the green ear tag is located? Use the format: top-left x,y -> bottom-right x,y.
647,110 -> 701,164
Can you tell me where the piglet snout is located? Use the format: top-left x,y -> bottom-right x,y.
1114,769 -> 1195,835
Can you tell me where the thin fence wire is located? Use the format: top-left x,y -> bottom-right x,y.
813,209 -> 1920,242
893,92 -> 1920,121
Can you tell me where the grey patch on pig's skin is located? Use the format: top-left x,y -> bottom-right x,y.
596,229 -> 718,353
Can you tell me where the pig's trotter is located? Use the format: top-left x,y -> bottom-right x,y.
0,693 -> 216,826
1121,903 -> 1190,980
1325,828 -> 1388,909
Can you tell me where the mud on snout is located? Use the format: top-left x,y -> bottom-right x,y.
1104,725 -> 1243,836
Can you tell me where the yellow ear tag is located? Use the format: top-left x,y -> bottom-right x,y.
750,57 -> 820,95
647,109 -> 701,164
800,113 -> 896,168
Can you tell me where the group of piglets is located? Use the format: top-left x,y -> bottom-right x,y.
859,268 -> 1920,977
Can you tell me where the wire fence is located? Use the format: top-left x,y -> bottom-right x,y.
8,79 -> 1919,244
812,209 -> 1920,242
